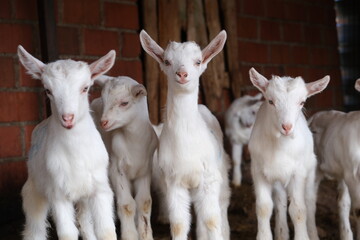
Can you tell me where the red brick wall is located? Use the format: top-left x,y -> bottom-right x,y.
235,0 -> 342,113
0,0 -> 142,205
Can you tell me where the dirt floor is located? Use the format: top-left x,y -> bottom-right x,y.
0,156 -> 348,240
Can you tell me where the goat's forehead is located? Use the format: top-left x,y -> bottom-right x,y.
103,78 -> 136,99
267,76 -> 307,98
42,60 -> 91,86
164,41 -> 202,60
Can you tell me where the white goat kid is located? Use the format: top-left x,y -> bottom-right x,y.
18,46 -> 117,240
248,68 -> 329,240
140,30 -> 231,240
309,78 -> 360,240
91,76 -> 158,240
225,93 -> 263,186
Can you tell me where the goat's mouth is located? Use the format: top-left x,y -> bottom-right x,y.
101,122 -> 115,131
176,78 -> 190,85
62,122 -> 74,129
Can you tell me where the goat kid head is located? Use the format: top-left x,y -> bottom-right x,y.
238,94 -> 263,128
355,78 -> 360,92
249,68 -> 330,137
95,76 -> 147,131
18,45 -> 115,129
140,30 -> 227,93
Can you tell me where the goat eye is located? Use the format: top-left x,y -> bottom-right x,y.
268,100 -> 274,105
195,60 -> 201,66
45,89 -> 52,95
164,60 -> 171,66
82,87 -> 89,93
120,102 -> 129,107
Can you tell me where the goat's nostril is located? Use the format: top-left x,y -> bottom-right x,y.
62,114 -> 74,122
176,71 -> 188,78
282,124 -> 293,132
101,120 -> 109,128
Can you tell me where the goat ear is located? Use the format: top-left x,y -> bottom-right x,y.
249,68 -> 268,94
306,75 -> 330,97
89,50 -> 116,80
17,45 -> 45,80
94,75 -> 112,87
355,79 -> 360,92
131,84 -> 147,98
140,30 -> 164,65
202,30 -> 227,65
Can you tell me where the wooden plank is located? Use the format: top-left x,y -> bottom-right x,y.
37,0 -> 58,117
220,0 -> 243,99
202,0 -> 228,111
158,0 -> 181,119
141,0 -> 160,124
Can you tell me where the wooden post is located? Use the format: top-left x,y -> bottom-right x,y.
141,0 -> 160,124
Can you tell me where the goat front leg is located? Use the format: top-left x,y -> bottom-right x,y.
232,143 -> 243,187
288,176 -> 309,240
134,174 -> 153,240
337,180 -> 353,240
77,199 -> 96,240
305,168 -> 320,240
22,178 -> 49,240
52,198 -> 78,240
254,176 -> 273,240
193,180 -> 224,240
167,185 -> 191,240
110,166 -> 138,240
89,182 -> 117,240
273,182 -> 289,240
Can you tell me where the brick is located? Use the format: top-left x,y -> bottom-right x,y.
108,60 -> 143,84
0,0 -> 11,19
260,20 -> 281,41
57,27 -> 80,55
307,88 -> 333,108
24,124 -> 36,153
284,66 -> 309,80
309,47 -> 328,66
104,2 -> 139,30
264,0 -> 284,19
0,161 -> 27,195
321,27 -> 338,46
0,23 -> 35,53
283,22 -> 303,43
308,68 -> 328,81
63,0 -> 100,25
237,16 -> 258,39
222,88 -> 232,109
263,65 -> 285,78
242,0 -> 265,16
0,126 -> 22,158
88,89 -> 101,103
238,41 -> 268,63
269,44 -> 291,64
0,92 -> 41,122
15,0 -> 37,20
19,65 -> 42,87
83,29 -> 119,56
304,25 -> 322,44
284,2 -> 308,22
0,57 -> 15,88
122,32 -> 141,58
291,45 -> 309,65
308,5 -> 326,24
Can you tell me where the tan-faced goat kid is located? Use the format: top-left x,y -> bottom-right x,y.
248,68 -> 329,240
309,78 -> 360,240
91,76 -> 158,240
18,46 -> 117,240
224,93 -> 263,187
140,30 -> 231,240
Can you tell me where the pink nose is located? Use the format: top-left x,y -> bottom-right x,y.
101,120 -> 109,128
176,71 -> 188,78
62,114 -> 74,123
282,123 -> 293,133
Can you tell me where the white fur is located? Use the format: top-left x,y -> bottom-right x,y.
309,78 -> 360,240
224,93 -> 263,186
91,76 -> 158,240
18,45 -> 117,240
248,68 -> 330,240
140,30 -> 231,240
